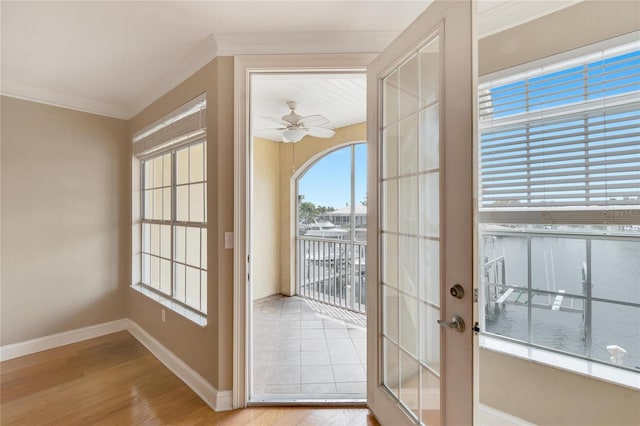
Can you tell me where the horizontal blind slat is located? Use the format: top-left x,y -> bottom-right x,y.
483,148 -> 640,170
483,173 -> 640,189
481,54 -> 639,100
481,70 -> 640,112
481,83 -> 639,118
481,123 -> 640,155
482,165 -> 640,183
484,182 -> 640,196
480,98 -> 640,134
482,156 -> 640,177
482,136 -> 640,162
481,113 -> 640,145
483,190 -> 640,202
480,46 -> 639,211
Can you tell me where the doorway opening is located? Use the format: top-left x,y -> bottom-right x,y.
248,72 -> 368,403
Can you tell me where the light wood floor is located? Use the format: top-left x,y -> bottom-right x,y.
0,331 -> 379,425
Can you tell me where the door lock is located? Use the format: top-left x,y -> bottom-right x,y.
437,315 -> 465,332
450,284 -> 465,299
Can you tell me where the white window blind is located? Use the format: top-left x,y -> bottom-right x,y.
133,94 -> 206,157
479,40 -> 639,220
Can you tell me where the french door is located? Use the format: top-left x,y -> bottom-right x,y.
366,1 -> 474,425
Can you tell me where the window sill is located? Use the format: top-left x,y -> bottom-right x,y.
479,335 -> 640,390
131,284 -> 207,327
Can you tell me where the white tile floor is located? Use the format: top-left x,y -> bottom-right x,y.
252,294 -> 367,400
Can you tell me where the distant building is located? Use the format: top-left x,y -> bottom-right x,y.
318,205 -> 367,228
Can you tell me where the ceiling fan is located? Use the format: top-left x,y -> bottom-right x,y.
258,101 -> 336,143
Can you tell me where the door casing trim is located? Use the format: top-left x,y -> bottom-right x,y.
233,54 -> 375,408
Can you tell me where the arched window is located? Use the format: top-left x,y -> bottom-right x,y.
296,143 -> 367,313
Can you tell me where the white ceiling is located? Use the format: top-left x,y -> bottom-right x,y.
0,1 -> 581,120
251,73 -> 366,140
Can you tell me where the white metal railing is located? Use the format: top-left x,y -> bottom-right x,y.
296,237 -> 366,314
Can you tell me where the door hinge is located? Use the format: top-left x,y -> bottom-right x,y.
247,273 -> 250,282
247,254 -> 250,263
473,288 -> 478,303
472,322 -> 480,334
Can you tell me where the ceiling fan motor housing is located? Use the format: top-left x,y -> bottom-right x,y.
282,101 -> 303,124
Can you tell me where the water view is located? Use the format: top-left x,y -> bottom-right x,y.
481,224 -> 640,370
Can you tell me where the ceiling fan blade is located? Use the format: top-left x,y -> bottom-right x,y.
299,115 -> 329,128
254,128 -> 286,141
261,116 -> 289,126
306,127 -> 335,138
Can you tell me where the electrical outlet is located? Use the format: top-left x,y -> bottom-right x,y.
161,309 -> 166,322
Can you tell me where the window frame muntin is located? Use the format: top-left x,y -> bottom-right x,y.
480,226 -> 640,372
139,139 -> 208,316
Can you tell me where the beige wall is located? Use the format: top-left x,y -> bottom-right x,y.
479,0 -> 640,75
128,56 -> 235,391
0,96 -> 129,345
278,123 -> 366,295
480,349 -> 640,425
251,124 -> 366,300
250,124 -> 366,300
252,138 -> 281,300
477,2 -> 640,424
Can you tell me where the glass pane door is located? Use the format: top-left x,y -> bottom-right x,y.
381,33 -> 442,425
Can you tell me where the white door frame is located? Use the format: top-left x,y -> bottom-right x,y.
366,1 -> 476,423
233,54 -> 374,408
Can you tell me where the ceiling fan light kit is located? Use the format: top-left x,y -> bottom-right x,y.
259,100 -> 336,143
282,127 -> 306,143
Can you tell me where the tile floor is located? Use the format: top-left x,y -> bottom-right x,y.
252,294 -> 367,400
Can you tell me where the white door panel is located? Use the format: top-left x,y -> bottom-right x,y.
367,1 -> 475,424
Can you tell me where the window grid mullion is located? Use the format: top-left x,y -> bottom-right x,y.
526,123 -> 531,203
171,151 -> 177,299
526,236 -> 532,345
140,160 -> 146,285
585,239 -> 593,358
188,147 -> 191,222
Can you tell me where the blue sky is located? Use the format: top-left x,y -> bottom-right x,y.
298,143 -> 367,209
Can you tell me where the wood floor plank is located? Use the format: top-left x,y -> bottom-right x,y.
0,331 -> 378,425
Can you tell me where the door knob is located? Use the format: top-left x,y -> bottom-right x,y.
437,315 -> 465,332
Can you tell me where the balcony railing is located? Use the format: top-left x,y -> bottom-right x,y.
296,236 -> 366,314
480,224 -> 640,370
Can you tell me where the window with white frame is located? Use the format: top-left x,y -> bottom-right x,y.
134,95 -> 207,316
477,35 -> 639,373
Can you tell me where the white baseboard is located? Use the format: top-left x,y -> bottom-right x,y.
477,403 -> 536,426
1,319 -> 232,412
127,320 -> 232,412
0,319 -> 129,362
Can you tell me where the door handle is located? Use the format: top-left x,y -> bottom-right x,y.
437,315 -> 465,332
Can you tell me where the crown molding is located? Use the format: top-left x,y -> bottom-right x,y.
214,30 -> 399,56
0,80 -> 129,119
1,2 -> 584,121
0,35 -> 218,121
477,0 -> 582,38
127,34 -> 218,119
